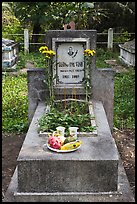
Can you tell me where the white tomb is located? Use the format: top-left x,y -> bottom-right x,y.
2,38 -> 19,70
119,39 -> 135,67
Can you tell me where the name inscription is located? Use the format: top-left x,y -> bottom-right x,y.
56,43 -> 85,84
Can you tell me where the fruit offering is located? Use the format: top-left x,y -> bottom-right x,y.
47,129 -> 82,151
60,140 -> 82,150
48,136 -> 62,149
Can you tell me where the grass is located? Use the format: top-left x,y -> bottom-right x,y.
114,69 -> 135,129
2,48 -> 135,133
96,47 -> 119,68
2,73 -> 28,133
16,51 -> 44,70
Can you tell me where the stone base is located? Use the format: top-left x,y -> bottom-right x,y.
16,101 -> 119,193
3,160 -> 135,202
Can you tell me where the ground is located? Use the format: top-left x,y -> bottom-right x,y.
2,129 -> 135,200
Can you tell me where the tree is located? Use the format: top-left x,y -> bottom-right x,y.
2,2 -> 24,42
2,2 -> 13,13
14,2 -> 51,43
13,2 -> 107,32
96,2 -> 135,32
8,2 -> 134,45
46,2 -> 108,30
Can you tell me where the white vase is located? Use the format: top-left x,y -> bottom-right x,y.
69,127 -> 79,139
56,126 -> 65,137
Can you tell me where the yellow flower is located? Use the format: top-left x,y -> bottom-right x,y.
39,45 -> 55,58
39,46 -> 49,53
45,55 -> 51,59
48,50 -> 56,56
42,50 -> 55,58
84,49 -> 96,56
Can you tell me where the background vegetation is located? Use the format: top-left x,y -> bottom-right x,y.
2,2 -> 135,44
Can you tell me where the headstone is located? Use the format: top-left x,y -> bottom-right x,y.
52,38 -> 89,85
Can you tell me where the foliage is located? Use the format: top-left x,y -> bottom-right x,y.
113,31 -> 132,43
84,49 -> 96,101
2,74 -> 28,133
47,2 -> 108,30
14,2 -> 51,43
2,10 -> 24,42
2,2 -> 14,13
114,69 -> 135,129
39,46 -> 56,105
13,2 -> 108,35
96,48 -> 119,68
16,51 -> 44,70
14,2 -> 51,27
2,2 -> 135,45
97,2 -> 135,33
38,101 -> 96,134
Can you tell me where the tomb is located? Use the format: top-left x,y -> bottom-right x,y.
2,38 -> 19,70
3,30 -> 134,202
119,39 -> 135,67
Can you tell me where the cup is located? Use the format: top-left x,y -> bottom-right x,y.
69,127 -> 79,139
56,126 -> 65,137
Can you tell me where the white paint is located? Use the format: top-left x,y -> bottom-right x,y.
108,28 -> 113,49
24,29 -> 29,54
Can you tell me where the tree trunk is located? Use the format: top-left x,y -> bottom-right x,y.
31,23 -> 41,51
32,23 -> 41,43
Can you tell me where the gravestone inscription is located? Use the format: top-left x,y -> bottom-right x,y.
57,43 -> 84,84
52,38 -> 90,85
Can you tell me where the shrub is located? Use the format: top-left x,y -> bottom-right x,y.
113,31 -> 132,43
2,11 -> 24,43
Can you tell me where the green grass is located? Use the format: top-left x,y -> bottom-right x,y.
96,48 -> 135,129
16,51 -> 44,70
114,69 -> 135,129
2,73 -> 29,133
96,48 -> 119,68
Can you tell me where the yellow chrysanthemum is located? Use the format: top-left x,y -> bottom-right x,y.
48,50 -> 56,56
39,46 -> 49,53
84,49 -> 96,56
42,50 -> 55,58
45,55 -> 51,59
41,50 -> 49,54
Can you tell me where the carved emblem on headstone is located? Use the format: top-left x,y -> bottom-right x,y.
68,46 -> 78,58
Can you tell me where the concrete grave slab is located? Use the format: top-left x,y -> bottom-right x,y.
3,101 -> 134,202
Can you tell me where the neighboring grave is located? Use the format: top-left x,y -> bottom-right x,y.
119,39 -> 135,67
2,38 -> 19,70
